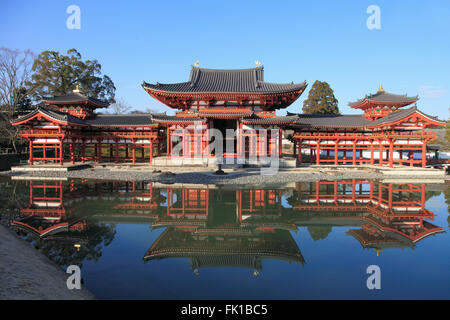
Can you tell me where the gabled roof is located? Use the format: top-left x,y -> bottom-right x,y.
142,66 -> 307,94
43,92 -> 109,108
11,107 -> 159,127
11,107 -> 87,126
349,89 -> 418,108
287,106 -> 444,129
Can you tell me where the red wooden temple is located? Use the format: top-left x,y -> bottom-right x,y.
11,66 -> 445,167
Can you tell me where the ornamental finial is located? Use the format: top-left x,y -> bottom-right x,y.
194,61 -> 199,67
255,60 -> 261,67
73,84 -> 80,93
378,84 -> 385,93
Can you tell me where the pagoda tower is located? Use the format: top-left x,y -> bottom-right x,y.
43,86 -> 109,119
348,85 -> 418,120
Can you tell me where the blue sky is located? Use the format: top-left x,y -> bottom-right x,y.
1,0 -> 449,119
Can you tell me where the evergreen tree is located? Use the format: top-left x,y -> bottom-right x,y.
28,48 -> 115,103
302,80 -> 339,115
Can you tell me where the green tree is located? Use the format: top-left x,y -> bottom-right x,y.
307,225 -> 332,241
302,80 -> 339,115
29,48 -> 115,103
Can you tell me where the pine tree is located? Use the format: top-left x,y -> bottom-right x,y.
28,49 -> 116,103
302,80 -> 339,115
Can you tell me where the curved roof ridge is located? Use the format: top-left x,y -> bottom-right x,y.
190,66 -> 264,73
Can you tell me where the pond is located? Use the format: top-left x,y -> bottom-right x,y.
0,177 -> 449,299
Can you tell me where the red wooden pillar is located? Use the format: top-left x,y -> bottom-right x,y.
421,184 -> 425,209
43,144 -> 47,164
297,139 -> 302,165
316,140 -> 320,165
132,139 -> 136,164
334,140 -> 338,165
409,151 -> 413,167
115,139 -> 119,163
149,141 -> 153,164
29,140 -> 33,165
389,138 -> 394,168
59,141 -> 63,166
352,140 -> 357,165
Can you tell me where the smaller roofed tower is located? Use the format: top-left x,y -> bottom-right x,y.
348,85 -> 418,120
43,86 -> 109,119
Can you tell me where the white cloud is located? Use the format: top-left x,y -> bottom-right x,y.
419,85 -> 447,99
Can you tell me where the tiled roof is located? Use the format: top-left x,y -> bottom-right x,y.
43,92 -> 109,108
287,106 -> 423,128
151,114 -> 207,123
11,107 -> 87,125
143,66 -> 307,94
241,115 -> 299,125
85,114 -> 156,126
349,90 -> 418,108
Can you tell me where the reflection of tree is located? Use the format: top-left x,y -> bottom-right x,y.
0,179 -> 29,224
307,225 -> 332,241
444,188 -> 450,228
21,222 -> 116,268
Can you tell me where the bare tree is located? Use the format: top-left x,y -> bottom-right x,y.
104,98 -> 131,114
0,47 -> 35,152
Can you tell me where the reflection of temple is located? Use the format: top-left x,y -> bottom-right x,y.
12,180 -> 88,245
293,180 -> 444,253
145,187 -> 304,274
12,179 -> 445,270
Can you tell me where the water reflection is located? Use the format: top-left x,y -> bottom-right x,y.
3,179 -> 445,272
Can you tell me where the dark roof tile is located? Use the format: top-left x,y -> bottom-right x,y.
143,66 -> 307,94
84,114 -> 156,126
44,92 -> 109,108
349,90 -> 418,107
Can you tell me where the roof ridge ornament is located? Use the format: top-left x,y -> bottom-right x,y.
378,84 -> 385,93
73,84 -> 81,93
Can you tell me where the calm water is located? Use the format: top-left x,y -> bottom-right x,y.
0,177 -> 449,299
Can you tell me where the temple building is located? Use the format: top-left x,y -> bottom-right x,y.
11,66 -> 446,167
